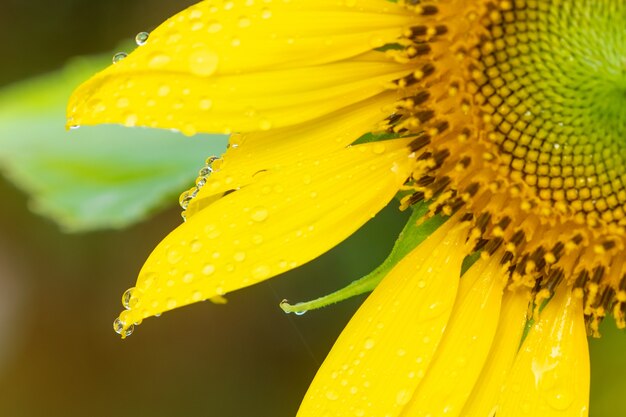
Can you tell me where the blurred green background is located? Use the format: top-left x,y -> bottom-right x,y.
0,1 -> 624,416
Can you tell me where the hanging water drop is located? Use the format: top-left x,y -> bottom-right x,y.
113,318 -> 134,337
121,287 -> 137,310
112,52 -> 128,64
279,299 -> 308,315
135,31 -> 150,46
179,190 -> 193,210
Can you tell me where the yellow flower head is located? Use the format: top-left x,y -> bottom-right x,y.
67,0 -> 626,415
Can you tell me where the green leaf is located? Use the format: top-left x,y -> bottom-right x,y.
0,55 -> 227,232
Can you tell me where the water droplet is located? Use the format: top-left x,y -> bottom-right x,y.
167,247 -> 183,264
135,31 -> 150,46
295,310 -> 307,316
190,239 -> 203,253
69,125 -> 81,130
202,264 -> 216,276
158,84 -> 171,96
233,251 -> 246,262
124,113 -> 138,126
238,16 -> 251,27
259,119 -> 272,130
183,272 -> 194,283
166,298 -> 177,309
260,8 -> 272,18
252,264 -> 270,280
250,206 -> 269,222
199,98 -> 213,110
191,21 -> 205,31
192,291 -> 203,301
179,189 -> 194,209
113,318 -> 134,337
112,52 -> 128,64
372,143 -> 386,154
325,390 -> 339,401
116,97 -> 129,108
196,176 -> 207,188
189,51 -> 219,76
207,21 -> 223,33
364,338 -> 375,350
122,287 -> 138,309
395,389 -> 411,406
148,53 -> 171,68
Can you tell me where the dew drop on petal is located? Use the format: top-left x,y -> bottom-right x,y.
124,113 -> 138,127
122,287 -> 137,310
250,207 -> 269,222
135,31 -> 150,46
238,16 -> 251,27
112,52 -> 128,64
372,143 -> 386,154
325,390 -> 339,401
166,298 -> 177,309
167,247 -> 183,264
148,52 -> 172,68
199,98 -> 213,110
395,389 -> 411,406
113,318 -> 134,337
207,21 -> 223,33
260,8 -> 272,19
364,338 -> 375,350
259,119 -> 272,131
190,239 -> 203,253
189,51 -> 219,76
252,264 -> 270,280
202,264 -> 216,276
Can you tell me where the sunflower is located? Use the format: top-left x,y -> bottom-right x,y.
67,0 -> 625,415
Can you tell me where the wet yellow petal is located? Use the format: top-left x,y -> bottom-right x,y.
185,91 -> 398,217
116,139 -> 414,331
497,289 -> 590,417
296,218 -> 470,417
401,254 -> 509,417
460,290 -> 530,417
67,0 -> 415,134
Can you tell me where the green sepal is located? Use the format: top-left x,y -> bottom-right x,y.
280,202 -> 447,314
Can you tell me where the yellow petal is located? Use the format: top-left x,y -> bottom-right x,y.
296,218 -> 470,417
460,290 -> 531,417
400,254 -> 509,417
67,0 -> 415,133
116,138 -> 414,333
185,91 -> 398,218
497,289 -> 590,417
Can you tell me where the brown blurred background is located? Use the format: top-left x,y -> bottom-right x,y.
0,1 -> 624,416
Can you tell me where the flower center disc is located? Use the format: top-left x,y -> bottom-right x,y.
389,0 -> 626,333
476,0 -> 626,226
